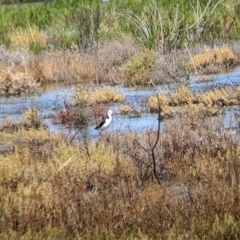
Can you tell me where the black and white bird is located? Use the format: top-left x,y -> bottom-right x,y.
95,109 -> 113,131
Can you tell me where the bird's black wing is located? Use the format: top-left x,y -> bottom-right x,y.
95,119 -> 106,129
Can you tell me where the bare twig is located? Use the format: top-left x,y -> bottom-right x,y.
131,93 -> 162,184
149,93 -> 162,183
58,156 -> 74,172
70,127 -> 81,143
185,43 -> 198,74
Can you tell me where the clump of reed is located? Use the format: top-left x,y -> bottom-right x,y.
23,107 -> 43,128
117,105 -> 135,115
148,93 -> 172,116
27,39 -> 138,85
187,44 -> 237,74
74,87 -> 124,106
0,70 -> 41,96
147,86 -> 240,115
171,86 -> 194,105
28,51 -> 103,83
9,25 -> 47,53
195,87 -> 236,106
0,107 -> 45,132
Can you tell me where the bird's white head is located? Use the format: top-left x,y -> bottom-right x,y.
107,109 -> 113,117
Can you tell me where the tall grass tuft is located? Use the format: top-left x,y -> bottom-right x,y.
9,25 -> 46,53
74,87 -> 124,106
187,44 -> 237,74
147,86 -> 240,115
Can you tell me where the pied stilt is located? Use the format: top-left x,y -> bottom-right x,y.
95,109 -> 113,131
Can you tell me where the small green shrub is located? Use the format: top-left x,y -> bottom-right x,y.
125,49 -> 155,86
29,42 -> 43,54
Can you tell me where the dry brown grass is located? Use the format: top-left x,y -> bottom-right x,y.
0,70 -> 41,96
187,44 -> 237,74
171,86 -> 194,106
0,107 -> 45,132
149,43 -> 240,83
147,86 -> 240,116
1,41 -> 240,94
195,87 -> 235,107
74,87 -> 124,106
97,38 -> 139,70
118,105 -> 135,115
0,38 -> 139,93
148,93 -> 172,116
148,48 -> 190,84
28,51 -> 103,83
0,105 -> 240,239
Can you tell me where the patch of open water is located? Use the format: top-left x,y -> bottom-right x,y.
0,66 -> 240,139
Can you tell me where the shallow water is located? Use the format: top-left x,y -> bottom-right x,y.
190,66 -> 240,92
0,66 -> 240,139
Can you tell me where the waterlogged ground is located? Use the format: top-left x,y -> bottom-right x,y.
0,66 -> 240,139
0,83 -> 161,139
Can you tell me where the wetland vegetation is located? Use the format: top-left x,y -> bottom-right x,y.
0,0 -> 240,239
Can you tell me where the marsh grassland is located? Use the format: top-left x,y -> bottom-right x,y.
1,0 -> 240,239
